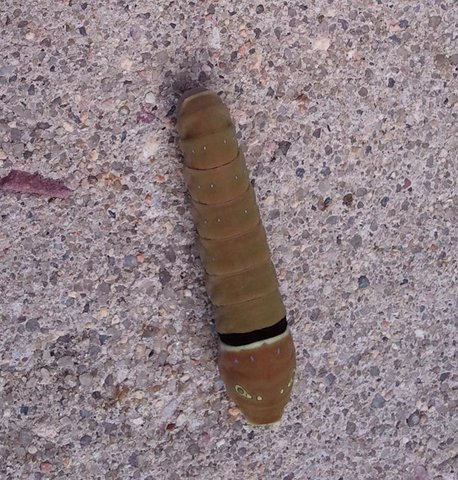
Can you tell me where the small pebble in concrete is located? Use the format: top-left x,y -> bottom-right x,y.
358,275 -> 370,289
371,394 -> 386,409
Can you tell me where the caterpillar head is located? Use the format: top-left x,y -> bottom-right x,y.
218,329 -> 296,426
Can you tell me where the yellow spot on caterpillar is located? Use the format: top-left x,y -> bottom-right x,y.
235,385 -> 252,399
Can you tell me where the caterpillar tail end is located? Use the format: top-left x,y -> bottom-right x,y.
218,329 -> 296,427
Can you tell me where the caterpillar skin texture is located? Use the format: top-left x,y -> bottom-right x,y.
177,89 -> 296,425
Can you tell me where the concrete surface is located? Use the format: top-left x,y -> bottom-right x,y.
1,0 -> 457,479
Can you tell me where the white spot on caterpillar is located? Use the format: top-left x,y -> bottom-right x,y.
244,209 -> 248,214
191,149 -> 195,154
204,220 -> 208,224
235,175 -> 239,180
280,389 -> 285,394
210,184 -> 214,188
197,185 -> 201,189
217,218 -> 221,222
276,347 -> 281,355
223,139 -> 227,144
249,355 -> 255,362
256,395 -> 263,401
288,369 -> 296,388
203,146 -> 207,151
233,357 -> 239,364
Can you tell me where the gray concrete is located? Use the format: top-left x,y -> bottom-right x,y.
1,1 -> 457,479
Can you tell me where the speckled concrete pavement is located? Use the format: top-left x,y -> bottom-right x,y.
1,1 -> 457,479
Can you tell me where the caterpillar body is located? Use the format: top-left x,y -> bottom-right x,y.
177,89 -> 296,425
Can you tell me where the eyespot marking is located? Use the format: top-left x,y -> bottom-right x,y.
235,385 -> 252,399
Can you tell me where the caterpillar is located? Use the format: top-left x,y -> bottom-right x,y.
177,88 -> 296,425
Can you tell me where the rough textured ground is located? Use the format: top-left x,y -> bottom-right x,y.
1,1 -> 457,479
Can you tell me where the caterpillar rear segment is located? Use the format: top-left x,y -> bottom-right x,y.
177,89 -> 296,425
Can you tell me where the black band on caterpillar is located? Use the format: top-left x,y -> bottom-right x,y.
218,317 -> 288,347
